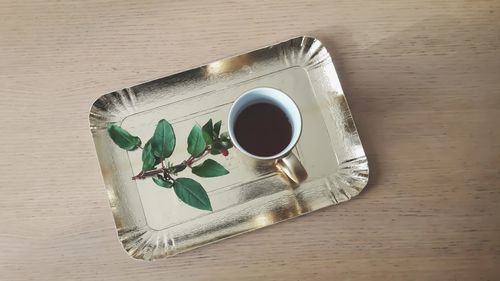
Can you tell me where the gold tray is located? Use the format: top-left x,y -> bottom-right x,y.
89,36 -> 369,261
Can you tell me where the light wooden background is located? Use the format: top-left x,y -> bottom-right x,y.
1,0 -> 499,280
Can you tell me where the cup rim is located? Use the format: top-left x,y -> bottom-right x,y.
227,87 -> 302,160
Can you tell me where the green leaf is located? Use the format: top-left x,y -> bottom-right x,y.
210,142 -> 223,155
142,139 -> 157,171
107,124 -> 141,151
152,175 -> 173,188
151,119 -> 176,159
192,159 -> 229,177
170,163 -> 187,174
210,147 -> 221,155
202,119 -> 213,145
187,124 -> 206,157
220,140 -> 233,149
213,121 -> 222,136
173,178 -> 212,211
219,131 -> 230,142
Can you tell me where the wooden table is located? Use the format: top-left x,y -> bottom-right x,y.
1,1 -> 499,280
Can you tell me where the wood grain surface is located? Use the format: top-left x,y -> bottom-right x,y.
1,0 -> 500,280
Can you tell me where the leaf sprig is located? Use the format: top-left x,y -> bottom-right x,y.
107,119 -> 233,211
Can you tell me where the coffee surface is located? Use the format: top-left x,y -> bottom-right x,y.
234,102 -> 292,157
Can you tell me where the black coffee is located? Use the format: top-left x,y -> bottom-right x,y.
234,102 -> 292,157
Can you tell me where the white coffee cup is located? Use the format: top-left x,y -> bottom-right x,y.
228,87 -> 307,183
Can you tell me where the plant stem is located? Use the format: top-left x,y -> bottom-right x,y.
132,147 -> 211,180
132,168 -> 164,180
191,150 -> 209,165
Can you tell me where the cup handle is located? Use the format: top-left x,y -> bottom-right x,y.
275,152 -> 308,184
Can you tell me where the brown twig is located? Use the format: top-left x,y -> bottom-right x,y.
132,147 -> 211,180
186,155 -> 195,165
191,149 -> 210,165
132,168 -> 164,180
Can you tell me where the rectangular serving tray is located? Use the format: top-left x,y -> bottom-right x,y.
89,36 -> 368,260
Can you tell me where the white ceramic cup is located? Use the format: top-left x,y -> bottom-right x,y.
228,87 -> 307,183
